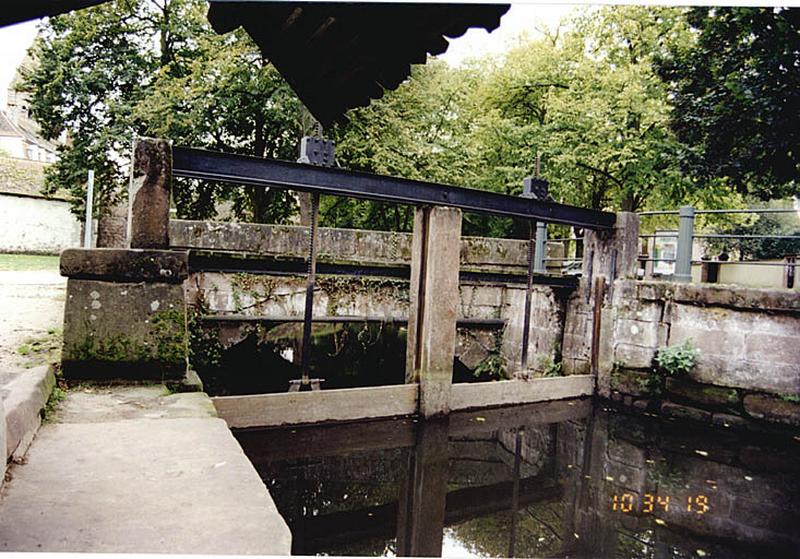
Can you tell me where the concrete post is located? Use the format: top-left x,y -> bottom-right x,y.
674,205 -> 695,283
128,138 -> 172,249
534,222 -> 547,273
405,206 -> 462,418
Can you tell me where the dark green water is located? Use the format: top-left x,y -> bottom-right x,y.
235,400 -> 800,558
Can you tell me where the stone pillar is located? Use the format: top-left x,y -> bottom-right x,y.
396,418 -> 449,557
405,206 -> 462,418
128,138 -> 172,249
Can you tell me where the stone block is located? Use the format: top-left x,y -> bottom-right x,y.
614,343 -> 655,369
691,358 -> 800,394
743,393 -> 800,427
660,401 -> 711,423
62,279 -> 187,380
673,282 -> 800,312
614,318 -> 659,348
128,138 -> 172,249
610,368 -> 652,397
60,249 -> 188,283
665,377 -> 740,408
744,332 -> 800,366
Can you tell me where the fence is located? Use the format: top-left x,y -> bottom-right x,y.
536,206 -> 800,289
638,206 -> 800,289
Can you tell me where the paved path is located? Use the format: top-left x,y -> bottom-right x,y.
0,385 -> 292,554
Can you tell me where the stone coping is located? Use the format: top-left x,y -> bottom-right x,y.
60,248 -> 189,283
627,279 -> 800,312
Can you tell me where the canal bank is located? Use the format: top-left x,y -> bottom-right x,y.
0,385 -> 291,554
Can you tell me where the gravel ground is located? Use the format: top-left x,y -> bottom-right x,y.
0,270 -> 65,393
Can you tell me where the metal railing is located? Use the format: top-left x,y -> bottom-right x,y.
637,206 -> 800,287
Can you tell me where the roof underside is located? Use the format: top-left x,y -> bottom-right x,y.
207,1 -> 510,127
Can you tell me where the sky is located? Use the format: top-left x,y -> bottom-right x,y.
0,2 -> 580,109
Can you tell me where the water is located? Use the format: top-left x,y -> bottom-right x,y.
235,399 -> 800,558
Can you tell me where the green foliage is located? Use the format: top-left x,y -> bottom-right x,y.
537,355 -> 563,377
42,384 -> 67,422
657,7 -> 800,199
473,352 -> 506,381
0,253 -> 60,272
655,339 -> 699,377
780,393 -> 800,404
701,200 -> 800,260
21,0 -> 303,223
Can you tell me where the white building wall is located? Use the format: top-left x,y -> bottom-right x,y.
0,193 -> 81,254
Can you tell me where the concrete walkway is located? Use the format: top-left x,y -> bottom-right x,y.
0,385 -> 292,555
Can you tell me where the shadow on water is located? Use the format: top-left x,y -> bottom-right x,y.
235,400 -> 800,558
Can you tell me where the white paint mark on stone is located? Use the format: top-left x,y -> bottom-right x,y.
150,300 -> 160,312
630,324 -> 640,335
90,314 -> 97,321
90,291 -> 100,299
120,290 -> 128,296
91,300 -> 102,310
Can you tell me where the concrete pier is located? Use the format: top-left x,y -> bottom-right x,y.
0,386 -> 291,554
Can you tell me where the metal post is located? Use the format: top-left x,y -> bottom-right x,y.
533,221 -> 547,273
674,205 -> 695,283
83,170 -> 94,248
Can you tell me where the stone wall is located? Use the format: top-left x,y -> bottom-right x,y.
0,193 -> 81,254
170,219 -> 566,273
603,280 -> 800,428
187,271 -> 568,376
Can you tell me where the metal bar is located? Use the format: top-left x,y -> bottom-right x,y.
200,315 -> 507,327
690,261 -> 800,267
172,147 -> 616,230
640,208 -> 798,216
299,192 -> 320,385
693,234 -> 800,240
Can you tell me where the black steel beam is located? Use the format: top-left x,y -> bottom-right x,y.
172,146 -> 615,230
187,250 -> 579,288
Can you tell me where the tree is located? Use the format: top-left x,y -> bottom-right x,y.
325,60 -> 482,232
21,0 -> 153,218
136,25 -> 305,223
657,7 -> 800,199
474,7 -> 698,217
21,0 -> 304,224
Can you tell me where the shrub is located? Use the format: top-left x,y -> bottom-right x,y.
654,340 -> 699,377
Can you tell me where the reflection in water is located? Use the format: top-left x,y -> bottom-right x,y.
236,400 -> 800,558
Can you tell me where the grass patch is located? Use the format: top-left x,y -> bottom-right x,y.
17,328 -> 62,369
0,253 -> 60,271
42,384 -> 67,422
